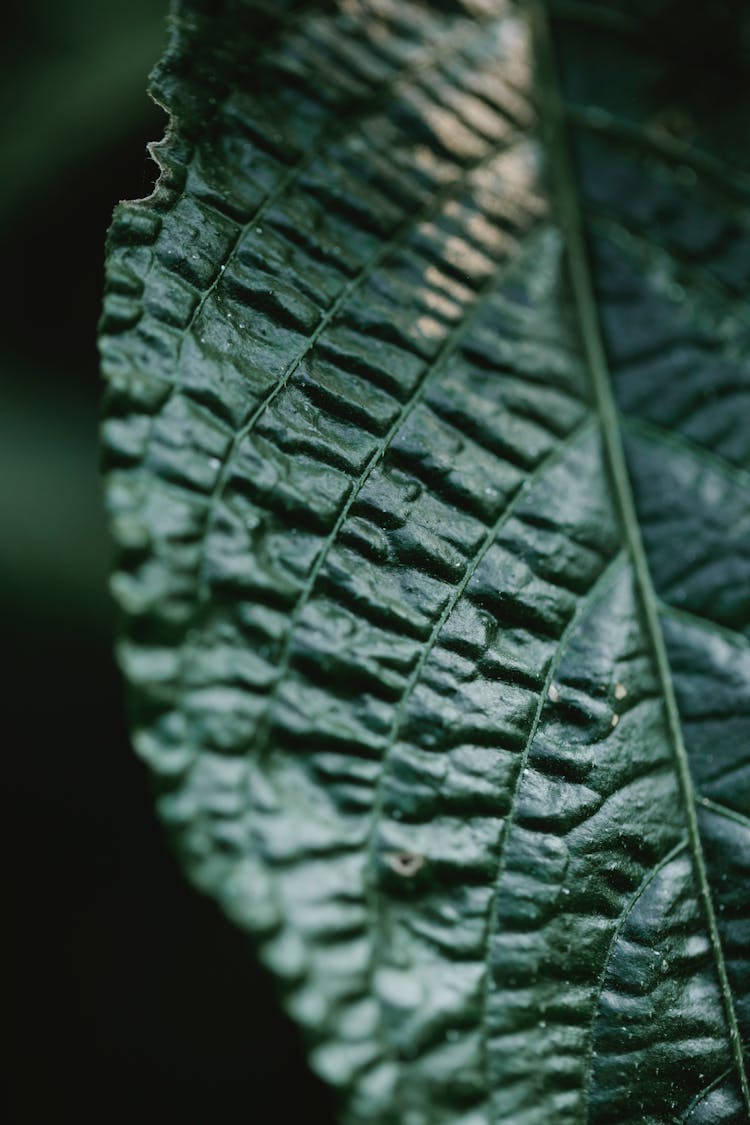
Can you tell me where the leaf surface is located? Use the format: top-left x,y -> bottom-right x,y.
100,1 -> 750,1120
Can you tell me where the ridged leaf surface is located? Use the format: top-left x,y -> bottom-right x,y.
100,1 -> 750,1120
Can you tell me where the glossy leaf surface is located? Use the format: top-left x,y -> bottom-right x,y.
100,1 -> 750,1120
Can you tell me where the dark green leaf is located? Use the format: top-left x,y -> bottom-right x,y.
100,1 -> 750,1120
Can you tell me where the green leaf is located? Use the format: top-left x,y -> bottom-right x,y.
100,1 -> 750,1120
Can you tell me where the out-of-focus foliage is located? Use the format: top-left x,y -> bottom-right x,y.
1,0 -> 165,625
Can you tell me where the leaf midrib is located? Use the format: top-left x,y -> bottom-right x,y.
531,0 -> 750,1114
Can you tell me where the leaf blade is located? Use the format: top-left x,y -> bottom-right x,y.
101,1 -> 750,1120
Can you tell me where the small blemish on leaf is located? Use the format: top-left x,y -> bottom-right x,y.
548,684 -> 560,703
387,851 -> 425,878
614,682 -> 627,700
610,713 -> 619,728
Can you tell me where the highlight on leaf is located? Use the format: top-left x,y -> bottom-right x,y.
100,0 -> 750,1121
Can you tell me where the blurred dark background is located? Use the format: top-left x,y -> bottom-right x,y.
3,3 -> 332,1120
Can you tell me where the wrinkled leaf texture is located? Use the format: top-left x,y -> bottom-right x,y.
100,0 -> 750,1121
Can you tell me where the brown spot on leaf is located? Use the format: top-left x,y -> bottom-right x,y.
387,851 -> 425,878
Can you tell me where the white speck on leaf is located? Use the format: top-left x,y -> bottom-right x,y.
387,851 -> 425,878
